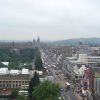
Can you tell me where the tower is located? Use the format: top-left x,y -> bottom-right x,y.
33,38 -> 36,48
37,36 -> 41,48
37,36 -> 40,44
33,36 -> 41,48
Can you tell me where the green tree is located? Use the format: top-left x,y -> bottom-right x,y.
8,61 -> 20,70
16,95 -> 28,100
34,49 -> 43,70
32,80 -> 60,100
0,48 -> 36,69
0,62 -> 7,67
28,71 -> 40,99
11,89 -> 18,99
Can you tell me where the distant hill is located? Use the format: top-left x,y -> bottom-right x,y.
53,38 -> 100,46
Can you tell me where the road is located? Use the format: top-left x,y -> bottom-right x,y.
41,50 -> 82,100
65,90 -> 77,100
60,86 -> 81,100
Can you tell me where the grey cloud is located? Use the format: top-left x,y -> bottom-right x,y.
0,0 -> 100,41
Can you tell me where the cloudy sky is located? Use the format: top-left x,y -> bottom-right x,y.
0,0 -> 100,41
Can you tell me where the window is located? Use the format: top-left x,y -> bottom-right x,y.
22,81 -> 24,85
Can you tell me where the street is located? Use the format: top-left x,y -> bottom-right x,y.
41,49 -> 82,100
61,88 -> 79,100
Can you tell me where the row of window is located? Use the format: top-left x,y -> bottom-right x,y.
0,76 -> 29,79
0,81 -> 29,84
0,84 -> 21,88
0,82 -> 29,88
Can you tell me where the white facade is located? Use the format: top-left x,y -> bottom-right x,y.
88,56 -> 100,62
22,68 -> 29,74
74,65 -> 87,76
0,68 -> 9,75
10,70 -> 21,75
0,68 -> 30,75
71,53 -> 100,64
78,54 -> 88,64
1,62 -> 9,66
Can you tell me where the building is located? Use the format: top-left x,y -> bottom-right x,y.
0,68 -> 31,90
93,70 -> 100,96
0,74 -> 30,89
84,67 -> 100,97
33,37 -> 41,48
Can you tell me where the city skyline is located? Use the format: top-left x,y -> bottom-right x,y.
0,0 -> 100,41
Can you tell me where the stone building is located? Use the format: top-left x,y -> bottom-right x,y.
33,36 -> 41,48
0,74 -> 30,89
0,68 -> 31,90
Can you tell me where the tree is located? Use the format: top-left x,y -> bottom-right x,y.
16,95 -> 28,100
11,89 -> 18,99
34,49 -> 43,70
32,80 -> 60,100
8,61 -> 19,69
0,62 -> 7,67
28,71 -> 40,99
35,56 -> 43,70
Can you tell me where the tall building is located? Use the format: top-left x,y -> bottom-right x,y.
33,37 -> 41,48
33,38 -> 37,48
37,36 -> 40,44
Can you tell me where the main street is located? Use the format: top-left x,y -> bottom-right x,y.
41,49 -> 82,100
62,90 -> 78,100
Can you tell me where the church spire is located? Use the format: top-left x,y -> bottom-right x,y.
37,36 -> 40,43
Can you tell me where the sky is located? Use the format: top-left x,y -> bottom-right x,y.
0,0 -> 100,41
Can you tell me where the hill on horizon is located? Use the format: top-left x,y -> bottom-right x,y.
53,38 -> 100,46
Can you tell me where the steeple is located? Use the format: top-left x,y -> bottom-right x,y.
33,38 -> 36,44
33,36 -> 41,48
33,38 -> 36,48
37,36 -> 40,43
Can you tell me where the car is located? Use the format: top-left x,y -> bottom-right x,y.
65,86 -> 70,92
56,73 -> 58,75
60,88 -> 63,92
